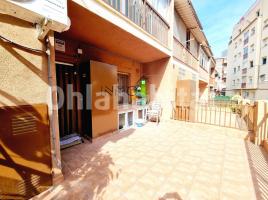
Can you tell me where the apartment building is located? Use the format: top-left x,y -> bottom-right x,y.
215,57 -> 227,95
0,0 -> 213,198
226,0 -> 268,100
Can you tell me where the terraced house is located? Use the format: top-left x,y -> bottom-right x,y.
0,0 -> 214,198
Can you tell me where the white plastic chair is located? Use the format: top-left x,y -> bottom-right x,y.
146,102 -> 162,124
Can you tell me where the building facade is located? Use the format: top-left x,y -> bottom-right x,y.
0,0 -> 214,198
173,1 -> 215,104
226,0 -> 268,100
215,57 -> 227,95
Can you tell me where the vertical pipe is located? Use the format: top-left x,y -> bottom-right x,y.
46,33 -> 63,183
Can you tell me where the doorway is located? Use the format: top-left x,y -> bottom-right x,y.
56,63 -> 92,144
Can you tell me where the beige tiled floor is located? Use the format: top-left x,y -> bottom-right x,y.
36,120 -> 268,200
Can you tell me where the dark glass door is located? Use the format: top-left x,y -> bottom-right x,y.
56,64 -> 92,139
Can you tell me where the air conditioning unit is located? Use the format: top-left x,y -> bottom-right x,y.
0,0 -> 70,34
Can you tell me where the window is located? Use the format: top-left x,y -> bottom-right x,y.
237,79 -> 240,83
151,0 -> 170,20
264,19 -> 268,29
243,47 -> 248,60
263,57 -> 267,65
232,80 -> 236,86
119,113 -> 126,129
237,66 -> 240,71
118,73 -> 130,105
178,68 -> 186,80
249,77 -> 253,85
250,44 -> 255,52
257,10 -> 260,17
244,91 -> 249,98
263,37 -> 268,48
233,67 -> 237,74
251,27 -> 255,36
250,61 -> 254,68
244,31 -> 249,45
235,42 -> 237,49
186,29 -> 191,50
260,74 -> 266,82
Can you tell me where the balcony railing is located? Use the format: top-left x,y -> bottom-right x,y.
173,37 -> 199,71
102,0 -> 169,46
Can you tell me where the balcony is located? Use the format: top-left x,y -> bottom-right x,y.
64,0 -> 170,63
173,37 -> 199,71
103,0 -> 169,46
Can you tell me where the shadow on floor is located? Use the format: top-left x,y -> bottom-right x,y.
158,192 -> 182,200
245,141 -> 268,200
33,128 -> 136,199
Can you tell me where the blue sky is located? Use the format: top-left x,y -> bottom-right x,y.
192,0 -> 256,57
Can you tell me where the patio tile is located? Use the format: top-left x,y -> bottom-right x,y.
33,120 -> 268,200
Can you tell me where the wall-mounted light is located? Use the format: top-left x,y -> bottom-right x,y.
77,48 -> 83,55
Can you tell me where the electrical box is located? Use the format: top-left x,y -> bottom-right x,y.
0,104 -> 52,199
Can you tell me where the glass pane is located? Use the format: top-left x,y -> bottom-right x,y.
128,112 -> 133,126
119,113 -> 126,129
118,74 -> 130,105
138,110 -> 143,119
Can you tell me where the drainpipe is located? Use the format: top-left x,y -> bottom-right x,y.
45,33 -> 62,181
256,3 -> 264,94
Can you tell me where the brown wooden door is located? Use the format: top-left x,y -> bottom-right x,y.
175,79 -> 196,122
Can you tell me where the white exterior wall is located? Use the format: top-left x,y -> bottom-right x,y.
215,58 -> 227,92
258,0 -> 268,90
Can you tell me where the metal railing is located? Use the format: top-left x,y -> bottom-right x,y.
103,0 -> 169,46
173,37 -> 199,71
173,100 -> 256,131
196,100 -> 255,131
